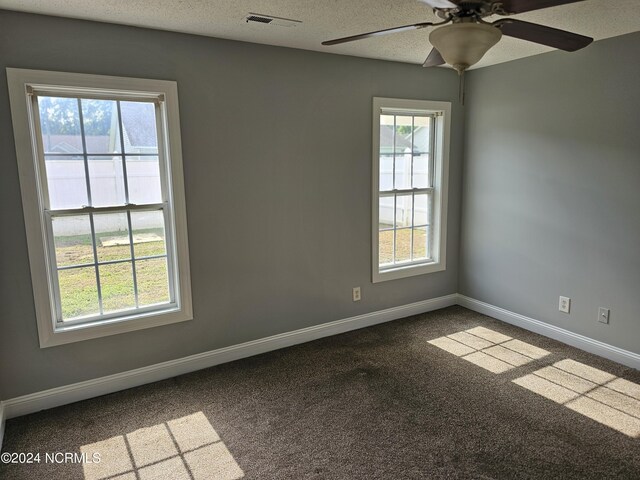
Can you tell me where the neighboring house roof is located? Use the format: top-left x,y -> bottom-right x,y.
380,125 -> 412,152
411,126 -> 429,154
42,134 -> 111,154
120,102 -> 158,149
42,102 -> 157,154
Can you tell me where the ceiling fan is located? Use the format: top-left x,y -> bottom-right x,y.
322,0 -> 593,75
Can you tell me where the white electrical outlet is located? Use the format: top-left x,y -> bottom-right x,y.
598,307 -> 610,324
559,296 -> 571,314
352,287 -> 361,302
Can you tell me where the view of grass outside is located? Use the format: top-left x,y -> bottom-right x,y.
379,228 -> 428,265
55,228 -> 169,319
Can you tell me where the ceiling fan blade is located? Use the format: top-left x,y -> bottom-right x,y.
495,19 -> 593,52
322,22 -> 433,46
423,48 -> 445,67
498,0 -> 587,14
418,0 -> 459,8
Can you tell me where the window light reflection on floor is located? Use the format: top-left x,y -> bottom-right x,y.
513,359 -> 640,438
428,326 -> 551,373
428,327 -> 640,438
80,411 -> 244,480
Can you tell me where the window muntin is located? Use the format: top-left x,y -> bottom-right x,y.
33,92 -> 176,326
372,98 -> 450,282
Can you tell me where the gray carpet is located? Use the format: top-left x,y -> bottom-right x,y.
1,306 -> 639,479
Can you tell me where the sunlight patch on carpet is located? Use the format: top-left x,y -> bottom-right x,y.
81,411 -> 244,480
428,326 -> 550,373
513,360 -> 640,438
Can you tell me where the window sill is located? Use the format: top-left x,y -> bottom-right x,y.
372,260 -> 445,283
40,306 -> 193,348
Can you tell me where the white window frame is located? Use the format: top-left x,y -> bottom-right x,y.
7,68 -> 193,347
372,97 -> 450,283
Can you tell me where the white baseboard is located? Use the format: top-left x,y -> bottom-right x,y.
2,294 -> 457,420
3,292 -> 636,431
457,295 -> 640,370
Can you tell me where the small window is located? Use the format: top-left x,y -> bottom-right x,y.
372,98 -> 450,282
7,69 -> 192,347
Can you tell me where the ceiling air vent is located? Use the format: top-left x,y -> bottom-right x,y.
244,13 -> 302,28
246,15 -> 272,24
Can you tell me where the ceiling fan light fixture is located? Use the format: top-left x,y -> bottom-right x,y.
429,23 -> 502,74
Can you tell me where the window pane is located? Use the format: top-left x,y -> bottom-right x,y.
414,193 -> 430,226
379,114 -> 395,159
395,194 -> 413,228
394,151 -> 411,190
413,154 -> 430,189
130,210 -> 166,258
379,154 -> 393,191
394,116 -> 413,154
120,101 -> 158,154
52,215 -> 93,267
379,196 -> 394,230
44,155 -> 88,209
58,267 -> 99,320
94,213 -> 131,263
379,230 -> 394,266
126,155 -> 162,204
394,116 -> 412,189
38,96 -> 83,154
413,116 -> 430,154
88,156 -> 126,207
136,257 -> 170,306
395,228 -> 412,262
412,117 -> 431,188
412,227 -> 429,260
99,262 -> 136,313
81,99 -> 120,154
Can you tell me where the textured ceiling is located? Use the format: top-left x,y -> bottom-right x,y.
1,0 -> 639,69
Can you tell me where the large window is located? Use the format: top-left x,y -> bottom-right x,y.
8,69 -> 192,347
372,98 -> 450,282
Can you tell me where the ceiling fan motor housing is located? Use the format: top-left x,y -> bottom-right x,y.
429,22 -> 502,73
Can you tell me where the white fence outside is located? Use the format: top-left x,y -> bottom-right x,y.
379,152 -> 430,227
47,157 -> 162,236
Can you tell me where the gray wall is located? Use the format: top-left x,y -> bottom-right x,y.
0,11 -> 463,399
461,32 -> 640,355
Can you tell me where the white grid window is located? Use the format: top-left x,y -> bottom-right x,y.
378,113 -> 434,266
372,98 -> 450,283
8,69 -> 192,347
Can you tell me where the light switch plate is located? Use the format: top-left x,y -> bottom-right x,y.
598,307 -> 610,324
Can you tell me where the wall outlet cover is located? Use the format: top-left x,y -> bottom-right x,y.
352,287 -> 361,302
559,296 -> 571,314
